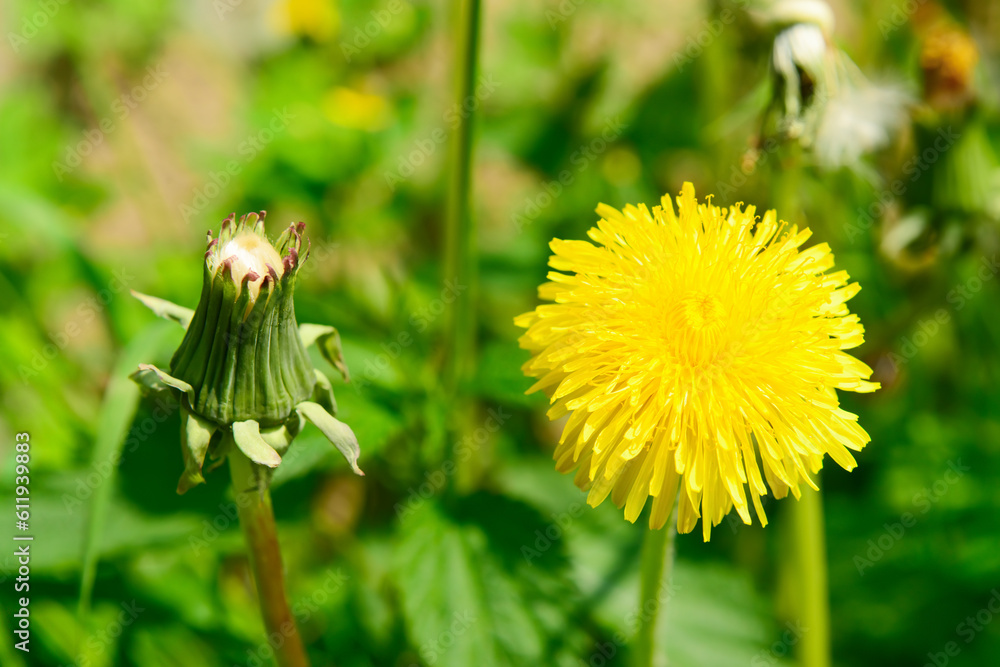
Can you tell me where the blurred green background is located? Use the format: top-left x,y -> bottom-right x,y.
1,0 -> 999,665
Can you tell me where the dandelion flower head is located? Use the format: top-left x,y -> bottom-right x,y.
515,183 -> 879,540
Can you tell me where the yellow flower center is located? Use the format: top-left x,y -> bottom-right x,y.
678,291 -> 726,331
660,290 -> 731,371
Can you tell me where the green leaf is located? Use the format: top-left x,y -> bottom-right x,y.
10,472 -> 204,576
495,461 -> 790,665
232,420 -> 282,468
131,290 -> 195,328
663,563 -> 794,667
33,599 -> 123,667
79,321 -> 179,616
129,626 -> 220,667
177,408 -> 216,494
299,323 -> 351,381
297,400 -> 363,475
127,552 -> 218,630
392,500 -> 560,667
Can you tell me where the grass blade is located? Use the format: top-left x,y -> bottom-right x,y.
78,321 -> 179,615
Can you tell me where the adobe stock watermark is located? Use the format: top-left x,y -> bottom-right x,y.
751,621 -> 808,667
885,309 -> 950,372
545,0 -> 585,28
7,0 -> 69,53
878,0 -> 930,38
18,268 -> 135,384
520,502 -> 586,565
724,492 -> 774,534
854,459 -> 969,575
945,254 -> 1000,311
846,126 -> 959,243
52,65 -> 170,181
413,611 -> 477,666
684,254 -> 821,397
179,107 -> 296,223
61,395 -> 178,515
238,569 -> 349,667
713,86 -> 841,206
885,252 -> 998,372
574,576 -> 682,666
188,443 -> 311,555
353,279 -> 467,391
295,241 -> 342,282
393,407 -> 511,521
671,0 -> 749,72
55,600 -> 145,667
511,116 -> 627,232
713,134 -> 784,203
214,0 -> 245,19
340,0 -> 409,62
383,74 -> 500,191
922,589 -> 1000,667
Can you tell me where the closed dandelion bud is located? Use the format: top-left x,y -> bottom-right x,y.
170,213 -> 315,425
130,213 -> 362,494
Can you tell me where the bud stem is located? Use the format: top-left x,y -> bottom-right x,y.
228,443 -> 311,667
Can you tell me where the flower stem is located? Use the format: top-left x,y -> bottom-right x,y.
633,508 -> 677,667
791,486 -> 831,667
771,159 -> 830,667
228,445 -> 310,667
441,0 -> 483,493
443,0 -> 481,393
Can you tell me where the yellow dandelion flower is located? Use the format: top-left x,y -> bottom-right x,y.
515,183 -> 879,541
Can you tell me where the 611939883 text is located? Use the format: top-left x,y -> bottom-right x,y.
13,432 -> 31,653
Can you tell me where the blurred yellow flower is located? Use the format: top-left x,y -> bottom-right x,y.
921,25 -> 979,109
515,183 -> 879,540
270,0 -> 339,41
323,86 -> 391,131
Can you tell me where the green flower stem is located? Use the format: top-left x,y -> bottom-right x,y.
772,159 -> 831,667
443,0 -> 482,394
792,487 -> 831,667
228,444 -> 310,667
442,0 -> 483,492
633,508 -> 677,667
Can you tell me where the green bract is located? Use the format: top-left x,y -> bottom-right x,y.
131,212 -> 362,494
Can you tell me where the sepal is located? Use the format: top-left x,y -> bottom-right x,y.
131,363 -> 195,406
131,291 -> 195,329
232,420 -> 283,468
310,369 -> 339,416
296,401 -> 363,475
299,324 -> 350,382
178,408 -> 217,494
